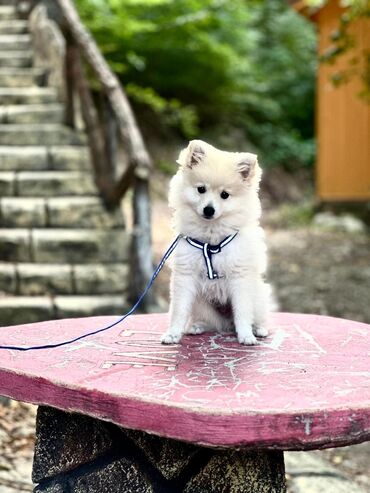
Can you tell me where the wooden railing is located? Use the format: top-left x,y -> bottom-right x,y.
27,0 -> 154,307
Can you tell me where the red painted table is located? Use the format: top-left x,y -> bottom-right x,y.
0,312 -> 369,492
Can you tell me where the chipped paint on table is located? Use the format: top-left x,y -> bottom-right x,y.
0,313 -> 369,450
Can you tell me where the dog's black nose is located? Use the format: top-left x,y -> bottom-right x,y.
203,206 -> 215,218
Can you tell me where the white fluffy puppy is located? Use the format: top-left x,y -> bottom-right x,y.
161,140 -> 272,345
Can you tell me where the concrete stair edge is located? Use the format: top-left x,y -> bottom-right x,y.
0,146 -> 90,171
0,261 -> 129,295
0,295 -> 128,327
0,196 -> 124,227
0,228 -> 130,263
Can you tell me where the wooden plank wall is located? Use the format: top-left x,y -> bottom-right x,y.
316,0 -> 370,201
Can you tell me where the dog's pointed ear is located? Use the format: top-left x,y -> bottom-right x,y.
176,140 -> 206,168
237,153 -> 258,181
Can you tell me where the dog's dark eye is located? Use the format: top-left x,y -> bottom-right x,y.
220,191 -> 229,199
197,186 -> 206,194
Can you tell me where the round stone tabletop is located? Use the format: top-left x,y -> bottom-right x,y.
0,312 -> 369,449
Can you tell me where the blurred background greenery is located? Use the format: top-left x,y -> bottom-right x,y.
75,0 -> 317,170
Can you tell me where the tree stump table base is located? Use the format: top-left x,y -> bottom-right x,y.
33,406 -> 286,493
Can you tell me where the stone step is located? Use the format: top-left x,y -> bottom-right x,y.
54,295 -> 127,319
0,261 -> 15,293
0,171 -> 95,197
0,197 -> 46,227
19,263 -> 74,295
47,197 -> 124,228
0,34 -> 31,50
0,104 -> 64,123
73,264 -> 129,296
0,295 -> 126,326
19,171 -> 95,196
0,5 -> 16,20
0,68 -> 45,87
0,196 -> 124,228
0,229 -> 129,263
0,170 -> 14,194
0,20 -> 27,34
0,296 -> 53,325
0,87 -> 57,104
0,262 -> 128,295
32,229 -> 130,264
0,146 -> 90,171
0,50 -> 32,67
0,228 -> 30,261
0,124 -> 87,146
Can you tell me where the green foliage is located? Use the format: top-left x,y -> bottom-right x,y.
275,202 -> 315,227
126,83 -> 199,136
156,159 -> 177,176
239,1 -> 317,167
75,0 -> 317,168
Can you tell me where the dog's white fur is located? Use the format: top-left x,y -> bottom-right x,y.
161,140 -> 273,345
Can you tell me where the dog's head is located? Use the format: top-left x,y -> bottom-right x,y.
169,140 -> 262,230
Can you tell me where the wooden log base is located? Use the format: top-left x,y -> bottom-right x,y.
33,406 -> 286,493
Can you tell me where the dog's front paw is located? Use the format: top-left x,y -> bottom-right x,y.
237,326 -> 257,345
161,332 -> 182,344
238,334 -> 258,345
253,325 -> 269,338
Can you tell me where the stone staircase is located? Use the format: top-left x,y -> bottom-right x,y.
0,3 -> 129,326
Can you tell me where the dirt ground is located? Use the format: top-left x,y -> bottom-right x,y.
267,227 -> 370,324
0,192 -> 369,491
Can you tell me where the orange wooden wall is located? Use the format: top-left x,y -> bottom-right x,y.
315,0 -> 370,201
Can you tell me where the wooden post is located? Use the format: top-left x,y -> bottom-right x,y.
71,48 -> 115,205
64,36 -> 76,128
102,95 -> 118,179
130,176 -> 154,309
